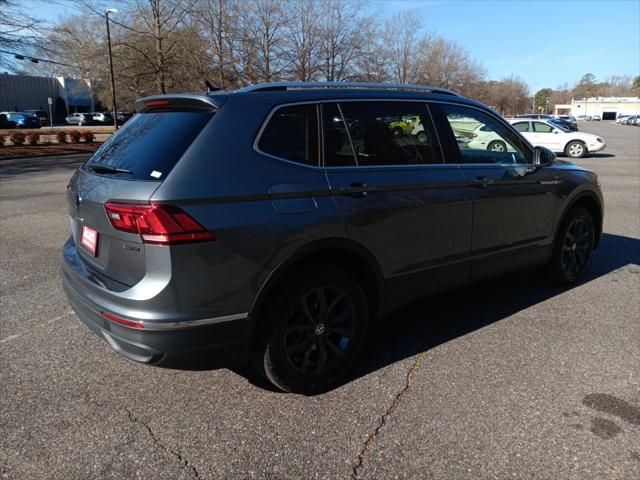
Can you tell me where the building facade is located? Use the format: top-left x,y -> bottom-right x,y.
554,97 -> 640,119
0,73 -> 95,120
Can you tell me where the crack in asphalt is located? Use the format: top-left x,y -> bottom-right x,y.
123,407 -> 201,479
351,351 -> 428,479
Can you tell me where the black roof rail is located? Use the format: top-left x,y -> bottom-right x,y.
235,81 -> 461,96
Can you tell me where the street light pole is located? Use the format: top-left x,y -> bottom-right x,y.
105,8 -> 119,131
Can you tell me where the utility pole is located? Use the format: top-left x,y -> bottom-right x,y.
105,8 -> 119,130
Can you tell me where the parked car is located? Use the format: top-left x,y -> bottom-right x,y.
0,113 -> 17,129
509,119 -> 605,158
66,112 -> 94,126
91,112 -> 114,124
386,114 -> 421,135
515,114 -> 554,120
1,112 -> 41,129
576,115 -> 592,121
24,109 -> 49,125
116,111 -> 133,125
616,115 -> 630,124
555,115 -> 577,123
62,82 -> 604,393
591,114 -> 601,121
548,117 -> 578,131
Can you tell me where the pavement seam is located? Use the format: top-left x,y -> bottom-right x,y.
351,350 -> 428,479
122,407 -> 201,479
0,310 -> 73,344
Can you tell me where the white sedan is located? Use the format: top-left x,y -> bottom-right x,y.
509,119 -> 605,158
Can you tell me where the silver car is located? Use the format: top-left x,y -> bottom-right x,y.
65,112 -> 93,126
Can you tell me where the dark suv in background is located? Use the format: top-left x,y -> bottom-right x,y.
62,82 -> 603,393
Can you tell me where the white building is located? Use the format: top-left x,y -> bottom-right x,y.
554,97 -> 640,119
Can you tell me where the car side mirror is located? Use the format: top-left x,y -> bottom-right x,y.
534,146 -> 556,166
552,128 -> 560,134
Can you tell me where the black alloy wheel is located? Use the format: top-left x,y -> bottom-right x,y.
282,286 -> 357,376
548,207 -> 595,283
254,265 -> 368,394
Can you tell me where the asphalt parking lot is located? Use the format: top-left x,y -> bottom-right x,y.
1,121 -> 638,479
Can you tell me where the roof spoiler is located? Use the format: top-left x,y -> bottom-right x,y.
135,93 -> 227,113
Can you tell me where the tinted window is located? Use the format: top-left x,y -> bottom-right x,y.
438,104 -> 532,164
513,122 -> 529,132
86,111 -> 213,180
533,122 -> 553,133
338,101 -> 442,166
323,103 -> 356,167
259,104 -> 319,166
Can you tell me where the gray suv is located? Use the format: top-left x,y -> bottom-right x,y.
62,82 -> 603,393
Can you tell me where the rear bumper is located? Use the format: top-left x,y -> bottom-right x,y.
62,258 -> 249,367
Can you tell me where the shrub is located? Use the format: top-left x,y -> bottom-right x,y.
81,131 -> 95,143
56,131 -> 67,143
68,130 -> 82,143
10,131 -> 27,145
27,132 -> 40,145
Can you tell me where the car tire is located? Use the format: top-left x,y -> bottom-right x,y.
253,265 -> 369,394
547,207 -> 595,284
487,140 -> 507,152
565,140 -> 586,158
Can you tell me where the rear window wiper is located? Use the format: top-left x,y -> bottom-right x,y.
88,163 -> 134,175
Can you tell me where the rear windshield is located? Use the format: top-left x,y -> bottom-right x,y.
85,111 -> 213,180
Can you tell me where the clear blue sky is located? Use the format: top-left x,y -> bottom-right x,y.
27,0 -> 640,90
381,0 -> 640,89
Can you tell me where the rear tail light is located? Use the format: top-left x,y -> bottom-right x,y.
101,311 -> 144,329
104,203 -> 215,245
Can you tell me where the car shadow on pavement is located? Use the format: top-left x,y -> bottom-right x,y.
230,232 -> 640,394
587,153 -> 615,158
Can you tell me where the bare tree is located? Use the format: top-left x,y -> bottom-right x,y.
196,0 -> 238,88
236,0 -> 286,84
382,10 -> 422,84
0,0 -> 43,67
317,0 -> 372,82
117,0 -> 196,94
282,0 -> 321,81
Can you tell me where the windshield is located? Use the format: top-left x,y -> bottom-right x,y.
85,111 -> 213,180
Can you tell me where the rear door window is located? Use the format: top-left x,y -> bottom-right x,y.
513,121 -> 529,132
85,111 -> 213,180
337,101 -> 443,166
533,122 -> 553,133
258,104 -> 319,166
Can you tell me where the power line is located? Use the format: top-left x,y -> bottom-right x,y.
0,48 -> 80,69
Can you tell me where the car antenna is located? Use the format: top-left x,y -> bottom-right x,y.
205,80 -> 222,93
